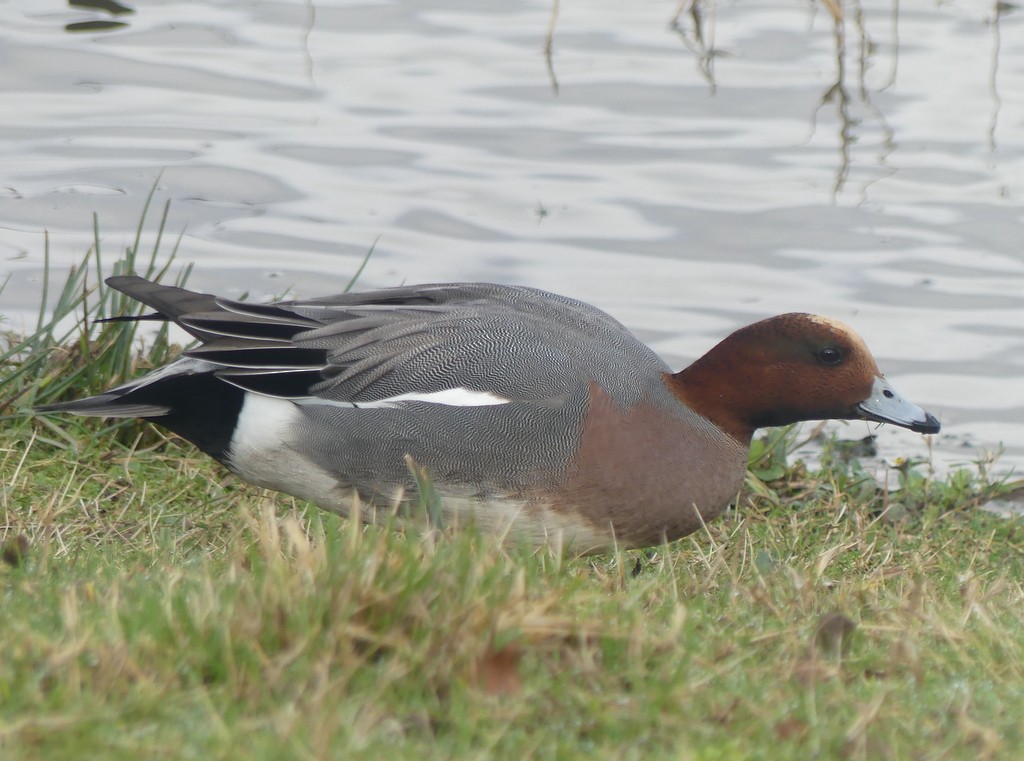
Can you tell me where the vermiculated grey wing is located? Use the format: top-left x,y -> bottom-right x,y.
164,281 -> 670,408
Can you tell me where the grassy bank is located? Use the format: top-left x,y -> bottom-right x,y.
2,243 -> 1022,760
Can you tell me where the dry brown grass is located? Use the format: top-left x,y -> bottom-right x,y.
2,423 -> 1022,760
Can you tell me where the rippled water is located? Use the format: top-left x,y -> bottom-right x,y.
2,0 -> 1023,483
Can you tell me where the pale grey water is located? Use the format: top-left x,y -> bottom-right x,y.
2,0 -> 1023,485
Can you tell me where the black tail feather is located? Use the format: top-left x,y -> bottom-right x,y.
36,360 -> 246,462
105,276 -> 223,340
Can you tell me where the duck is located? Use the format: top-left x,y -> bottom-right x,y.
37,275 -> 940,553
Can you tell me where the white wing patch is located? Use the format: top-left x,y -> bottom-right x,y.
359,388 -> 511,408
294,387 -> 511,410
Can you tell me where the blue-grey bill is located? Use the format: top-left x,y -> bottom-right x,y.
857,377 -> 941,435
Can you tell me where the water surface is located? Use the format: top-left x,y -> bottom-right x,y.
2,0 -> 1023,483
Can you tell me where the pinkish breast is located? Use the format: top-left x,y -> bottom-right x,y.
547,383 -> 748,548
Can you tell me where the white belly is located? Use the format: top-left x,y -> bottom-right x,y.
227,393 -> 615,552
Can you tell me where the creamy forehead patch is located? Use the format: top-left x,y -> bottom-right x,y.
805,314 -> 857,337
805,314 -> 849,330
804,314 -> 875,360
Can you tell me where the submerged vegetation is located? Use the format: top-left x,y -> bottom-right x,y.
1,213 -> 1022,759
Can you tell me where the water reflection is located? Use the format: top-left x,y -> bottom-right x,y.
544,0 -> 560,94
988,1 -> 1013,150
670,1 -> 720,92
670,1 -> 1013,200
66,0 -> 133,33
3,0 -> 1024,479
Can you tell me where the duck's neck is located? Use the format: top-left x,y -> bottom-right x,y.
664,334 -> 842,445
664,358 -> 759,447
663,324 -> 808,445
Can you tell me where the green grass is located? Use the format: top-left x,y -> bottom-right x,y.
2,219 -> 1023,760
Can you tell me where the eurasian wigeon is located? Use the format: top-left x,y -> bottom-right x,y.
38,276 -> 940,552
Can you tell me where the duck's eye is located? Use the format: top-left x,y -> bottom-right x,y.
817,347 -> 844,365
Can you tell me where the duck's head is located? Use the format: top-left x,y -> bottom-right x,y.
669,313 -> 941,444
